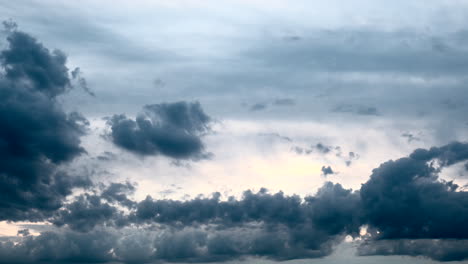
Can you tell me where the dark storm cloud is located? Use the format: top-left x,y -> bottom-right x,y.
0,226 -> 336,264
131,182 -> 361,258
126,142 -> 467,262
1,29 -> 71,97
101,182 -> 136,208
3,142 -> 468,262
0,25 -> 91,221
51,181 -> 138,231
4,182 -> 360,263
107,101 -> 212,160
0,229 -> 118,264
48,182 -> 360,253
52,194 -> 122,232
360,142 -> 468,240
357,142 -> 468,261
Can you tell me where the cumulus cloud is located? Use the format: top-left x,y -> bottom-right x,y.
360,142 -> 468,240
16,229 -> 30,237
41,142 -> 468,262
107,101 -> 212,160
321,166 -> 335,176
0,24 -> 91,221
9,182 -> 361,263
1,22 -> 468,264
101,182 -> 136,209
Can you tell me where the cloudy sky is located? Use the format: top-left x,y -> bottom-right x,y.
0,0 -> 468,263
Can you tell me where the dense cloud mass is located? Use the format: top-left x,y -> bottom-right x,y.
0,26 -> 90,221
34,142 -> 467,263
108,101 -> 212,160
358,239 -> 468,262
358,142 -> 468,260
360,142 -> 468,240
2,182 -> 361,263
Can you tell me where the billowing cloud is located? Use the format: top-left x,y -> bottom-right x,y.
9,182 -> 361,263
100,182 -> 136,209
0,25 -> 90,221
40,142 -> 468,262
1,7 -> 468,262
358,142 -> 468,260
107,101 -> 212,160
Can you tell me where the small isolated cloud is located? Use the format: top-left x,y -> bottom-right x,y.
0,23 -> 91,221
315,143 -> 332,154
273,98 -> 296,106
321,166 -> 335,176
345,151 -> 360,166
257,133 -> 292,142
107,101 -> 212,160
293,143 -> 332,155
249,103 -> 267,111
332,104 -> 380,116
401,132 -> 421,143
17,229 -> 30,237
71,67 -> 95,96
283,35 -> 302,42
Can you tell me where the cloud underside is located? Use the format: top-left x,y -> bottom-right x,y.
0,27 -> 91,221
107,101 -> 212,160
1,25 -> 468,264
0,143 -> 464,264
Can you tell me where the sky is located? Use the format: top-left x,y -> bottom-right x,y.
0,0 -> 468,263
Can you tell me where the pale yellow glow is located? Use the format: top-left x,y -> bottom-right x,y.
249,155 -> 322,178
0,221 -> 41,236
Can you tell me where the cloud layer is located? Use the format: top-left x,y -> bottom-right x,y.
0,14 -> 467,264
